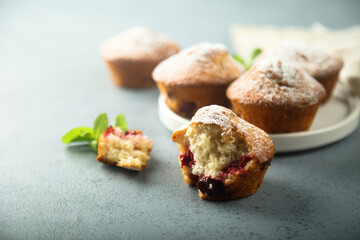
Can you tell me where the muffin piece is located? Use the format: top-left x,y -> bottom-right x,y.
153,42 -> 245,118
97,126 -> 153,171
172,105 -> 275,201
100,27 -> 180,88
227,59 -> 326,133
258,41 -> 343,102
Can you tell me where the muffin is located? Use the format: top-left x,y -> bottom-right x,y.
258,41 -> 343,102
97,126 -> 153,171
227,59 -> 326,133
172,105 -> 275,201
100,27 -> 180,88
152,42 -> 245,118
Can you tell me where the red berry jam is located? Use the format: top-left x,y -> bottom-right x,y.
197,176 -> 225,197
223,155 -> 252,175
125,130 -> 139,136
103,126 -> 116,137
180,149 -> 195,168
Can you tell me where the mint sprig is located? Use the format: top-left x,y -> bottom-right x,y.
93,113 -> 108,140
61,113 -> 127,152
113,114 -> 128,132
233,48 -> 262,70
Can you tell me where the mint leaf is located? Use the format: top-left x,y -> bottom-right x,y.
233,48 -> 263,70
93,113 -> 108,140
90,140 -> 98,152
233,54 -> 249,70
113,114 -> 128,132
61,127 -> 94,144
249,48 -> 262,64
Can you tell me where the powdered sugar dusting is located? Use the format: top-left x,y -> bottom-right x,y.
227,58 -> 326,106
100,27 -> 179,60
152,42 -> 244,86
191,105 -> 275,163
260,41 -> 343,78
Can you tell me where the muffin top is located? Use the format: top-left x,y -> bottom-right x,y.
258,41 -> 343,79
152,42 -> 245,87
190,105 -> 275,164
100,27 -> 180,61
227,59 -> 326,107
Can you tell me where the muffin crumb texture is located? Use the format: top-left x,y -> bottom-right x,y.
97,127 -> 153,171
185,124 -> 249,178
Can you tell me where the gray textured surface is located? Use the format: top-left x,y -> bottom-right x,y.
1,0 -> 360,239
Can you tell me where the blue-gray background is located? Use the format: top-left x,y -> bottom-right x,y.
1,0 -> 359,239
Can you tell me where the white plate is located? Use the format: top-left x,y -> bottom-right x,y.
158,86 -> 360,153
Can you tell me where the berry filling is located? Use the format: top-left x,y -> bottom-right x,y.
103,126 -> 116,137
179,148 -> 252,196
222,155 -> 252,175
103,127 -> 140,138
125,130 -> 139,136
179,151 -> 252,196
197,176 -> 225,197
180,149 -> 195,168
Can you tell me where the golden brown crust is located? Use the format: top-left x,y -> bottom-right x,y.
231,101 -> 321,133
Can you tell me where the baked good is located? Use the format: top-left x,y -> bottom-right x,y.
100,27 -> 180,88
172,105 -> 275,201
257,41 -> 343,102
97,126 -> 153,170
152,42 -> 245,118
227,58 -> 326,133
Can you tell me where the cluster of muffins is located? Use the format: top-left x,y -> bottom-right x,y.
100,28 -> 343,133
99,28 -> 343,201
227,41 -> 343,133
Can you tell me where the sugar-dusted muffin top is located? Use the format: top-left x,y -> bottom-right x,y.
152,42 -> 245,87
258,41 -> 343,79
100,27 -> 180,61
227,59 -> 326,107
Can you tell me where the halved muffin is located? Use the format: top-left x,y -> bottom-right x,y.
153,42 -> 245,118
172,105 -> 275,201
97,126 -> 153,171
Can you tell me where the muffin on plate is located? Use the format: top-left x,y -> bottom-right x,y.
227,58 -> 326,133
172,105 -> 275,201
97,126 -> 153,171
152,42 -> 245,118
100,27 -> 180,88
258,41 -> 343,102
